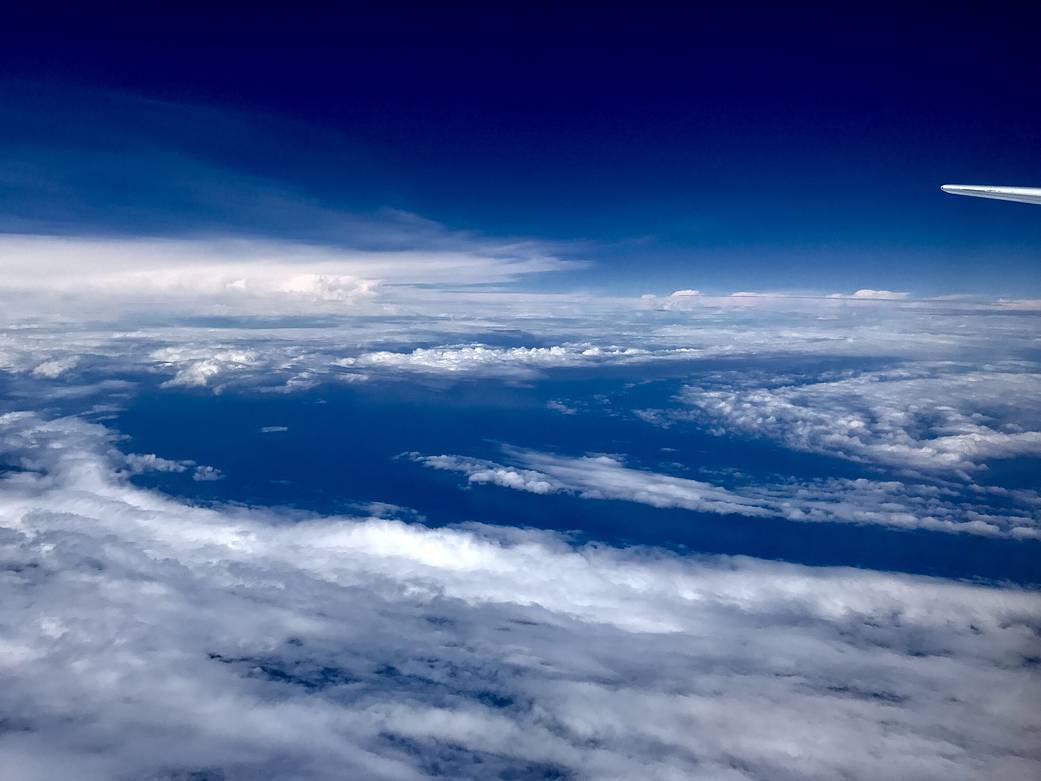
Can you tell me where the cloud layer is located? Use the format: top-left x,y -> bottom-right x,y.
1,411 -> 1039,780
0,233 -> 582,318
672,363 -> 1041,476
1,227 -> 1040,779
412,448 -> 1041,538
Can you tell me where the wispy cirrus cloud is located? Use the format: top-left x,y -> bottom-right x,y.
0,233 -> 583,319
411,448 -> 1041,538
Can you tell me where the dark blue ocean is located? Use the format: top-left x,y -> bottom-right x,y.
105,358 -> 1041,587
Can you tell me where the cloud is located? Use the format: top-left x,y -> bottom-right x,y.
339,344 -> 663,379
0,234 -> 583,319
152,346 -> 261,389
1,281 -> 1037,401
546,400 -> 577,415
419,454 -> 561,495
125,452 -> 223,483
0,411 -> 1039,780
30,357 -> 79,379
124,452 -> 192,474
669,289 -> 702,297
671,363 -> 1041,477
414,450 -> 772,517
831,289 -> 910,300
727,290 -> 911,301
995,298 -> 1041,311
412,448 -> 1041,538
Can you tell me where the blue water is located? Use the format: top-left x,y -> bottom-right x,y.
108,366 -> 1041,587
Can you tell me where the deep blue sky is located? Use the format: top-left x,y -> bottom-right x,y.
2,3 -> 1040,294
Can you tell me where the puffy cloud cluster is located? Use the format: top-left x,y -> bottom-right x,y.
29,357 -> 79,379
1,283 -> 1038,398
126,453 -> 221,481
1,411 -> 1039,780
340,344 -> 661,379
671,364 -> 1041,477
151,346 -> 262,389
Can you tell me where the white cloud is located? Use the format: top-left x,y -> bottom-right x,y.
672,363 -> 1041,477
415,451 -> 771,516
30,357 -> 79,379
669,288 -> 702,297
0,284 -> 1036,398
412,448 -> 1041,538
124,452 -> 192,474
125,452 -> 223,482
420,454 -> 561,495
546,400 -> 577,415
995,298 -> 1041,311
152,346 -> 261,389
0,234 -> 583,318
0,411 -> 1039,780
835,289 -> 909,300
340,344 -> 660,378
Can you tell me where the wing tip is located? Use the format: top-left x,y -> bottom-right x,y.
939,183 -> 1041,205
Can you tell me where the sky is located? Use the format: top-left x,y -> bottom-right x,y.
1,5 -> 1040,781
1,3 -> 1040,295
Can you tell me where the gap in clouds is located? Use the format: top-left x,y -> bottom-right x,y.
109,373 -> 1041,585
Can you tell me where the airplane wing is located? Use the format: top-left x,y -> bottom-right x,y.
941,184 -> 1041,205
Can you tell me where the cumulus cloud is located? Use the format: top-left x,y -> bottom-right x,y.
419,453 -> 562,495
191,465 -> 224,482
830,289 -> 910,300
124,452 -> 192,474
671,363 -> 1041,477
30,357 -> 79,379
152,346 -> 261,389
0,411 -> 1039,780
339,344 -> 662,379
124,452 -> 223,483
546,400 -> 577,415
0,286 -> 1036,398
